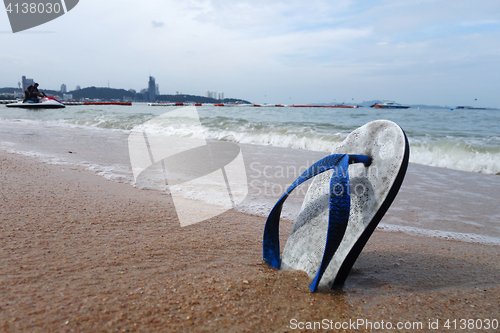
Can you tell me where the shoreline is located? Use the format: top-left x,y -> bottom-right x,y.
1,151 -> 500,332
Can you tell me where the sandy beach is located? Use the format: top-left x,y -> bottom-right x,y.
1,151 -> 500,332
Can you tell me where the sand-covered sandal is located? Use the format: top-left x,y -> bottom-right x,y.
263,120 -> 409,292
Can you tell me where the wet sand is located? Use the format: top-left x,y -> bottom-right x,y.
1,152 -> 499,332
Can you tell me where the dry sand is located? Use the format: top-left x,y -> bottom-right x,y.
1,152 -> 499,332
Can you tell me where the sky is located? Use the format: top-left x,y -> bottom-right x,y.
1,0 -> 500,107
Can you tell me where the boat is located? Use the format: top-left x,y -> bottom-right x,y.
6,96 -> 65,109
455,106 -> 486,110
370,100 -> 410,109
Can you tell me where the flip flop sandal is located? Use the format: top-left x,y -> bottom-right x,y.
263,120 -> 409,292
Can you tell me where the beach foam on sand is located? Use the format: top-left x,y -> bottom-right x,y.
1,151 -> 499,332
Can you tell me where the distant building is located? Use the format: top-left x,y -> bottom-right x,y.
206,90 -> 221,99
148,76 -> 156,102
156,84 -> 160,95
76,85 -> 81,90
61,84 -> 67,93
140,88 -> 148,101
4,91 -> 24,98
62,93 -> 73,101
22,76 -> 34,91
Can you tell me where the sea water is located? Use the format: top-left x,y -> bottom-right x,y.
1,104 -> 499,243
1,104 -> 498,175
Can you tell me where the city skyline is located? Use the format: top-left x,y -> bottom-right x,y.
8,75 -> 228,101
2,1 -> 500,107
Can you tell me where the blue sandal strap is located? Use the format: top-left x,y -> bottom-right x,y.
309,155 -> 351,292
262,153 -> 371,292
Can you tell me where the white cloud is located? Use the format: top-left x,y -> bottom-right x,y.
1,0 -> 500,106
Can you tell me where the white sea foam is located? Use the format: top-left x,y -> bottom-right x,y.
200,126 -> 500,175
409,141 -> 500,175
378,224 -> 500,246
81,162 -> 135,184
2,145 -> 135,185
203,127 -> 344,152
1,145 -> 74,166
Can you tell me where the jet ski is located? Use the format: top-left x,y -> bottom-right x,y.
6,96 -> 65,109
